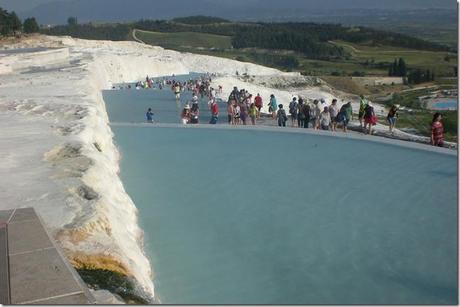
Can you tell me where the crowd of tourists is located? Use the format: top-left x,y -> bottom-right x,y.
140,75 -> 445,148
220,86 -> 358,133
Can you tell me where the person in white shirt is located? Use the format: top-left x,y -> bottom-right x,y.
320,107 -> 331,130
329,99 -> 339,131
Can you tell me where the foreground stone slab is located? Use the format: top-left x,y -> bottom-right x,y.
0,208 -> 95,304
0,223 -> 9,304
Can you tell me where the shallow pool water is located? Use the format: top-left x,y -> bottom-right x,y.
104,73 -> 227,125
106,76 -> 458,304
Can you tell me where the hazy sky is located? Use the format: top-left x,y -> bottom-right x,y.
0,0 -> 456,12
0,0 -> 65,11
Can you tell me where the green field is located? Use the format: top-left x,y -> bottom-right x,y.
330,41 -> 457,77
133,29 -> 457,79
299,58 -> 384,77
134,29 -> 232,50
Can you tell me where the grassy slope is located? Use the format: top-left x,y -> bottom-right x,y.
331,40 -> 457,77
133,29 -> 456,78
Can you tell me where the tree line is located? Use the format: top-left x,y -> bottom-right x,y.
0,7 -> 40,36
41,16 -> 452,59
42,22 -> 131,41
388,58 -> 407,77
407,69 -> 435,84
230,22 -> 450,60
388,57 -> 435,84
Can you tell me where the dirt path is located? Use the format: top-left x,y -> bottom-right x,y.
132,29 -> 146,45
328,41 -> 439,54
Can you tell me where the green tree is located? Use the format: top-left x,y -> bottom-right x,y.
392,59 -> 399,76
10,12 -> 21,34
0,8 -> 12,35
67,17 -> 78,26
23,17 -> 39,33
398,58 -> 407,77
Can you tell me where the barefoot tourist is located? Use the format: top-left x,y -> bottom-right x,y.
320,106 -> 331,131
358,95 -> 368,129
269,94 -> 278,120
363,102 -> 377,135
146,108 -> 154,123
249,103 -> 257,125
255,93 -> 263,119
190,102 -> 200,124
387,105 -> 399,133
277,104 -> 288,127
329,99 -> 339,131
289,97 -> 298,127
431,113 -> 444,147
181,104 -> 191,124
297,98 -> 306,128
210,100 -> 219,125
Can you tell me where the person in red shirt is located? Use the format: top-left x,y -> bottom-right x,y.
431,113 -> 444,147
210,100 -> 219,125
254,94 -> 263,119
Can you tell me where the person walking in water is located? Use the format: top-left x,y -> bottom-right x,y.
387,104 -> 399,134
277,104 -> 288,127
313,100 -> 322,130
297,98 -> 305,128
358,95 -> 368,129
146,108 -> 154,123
174,83 -> 181,101
240,102 -> 248,126
289,97 -> 298,127
190,102 -> 200,124
363,102 -> 377,135
269,94 -> 278,120
210,100 -> 219,125
227,100 -> 235,125
329,99 -> 339,131
431,113 -> 444,147
233,101 -> 241,125
301,101 -> 311,128
320,107 -> 331,130
254,93 -> 263,119
249,103 -> 258,125
181,104 -> 191,124
337,102 -> 353,133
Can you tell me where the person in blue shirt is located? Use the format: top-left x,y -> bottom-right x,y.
269,94 -> 278,120
146,108 -> 154,123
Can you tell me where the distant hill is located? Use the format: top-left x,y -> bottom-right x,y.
42,17 -> 452,56
18,0 -> 456,25
38,15 -> 457,77
18,0 -> 457,48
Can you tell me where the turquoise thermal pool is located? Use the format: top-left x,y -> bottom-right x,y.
103,76 -> 457,304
